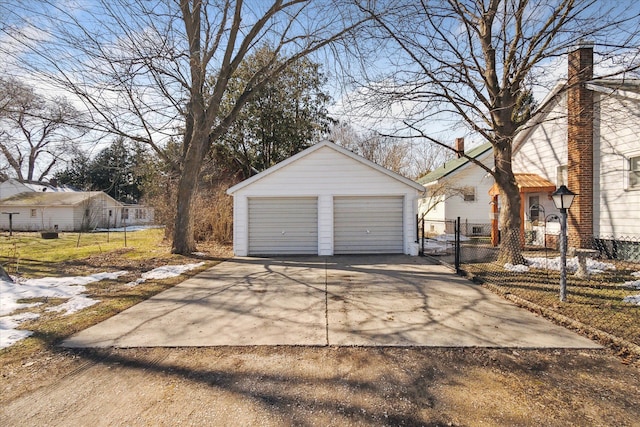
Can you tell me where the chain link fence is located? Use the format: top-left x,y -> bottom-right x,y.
420,217 -> 640,356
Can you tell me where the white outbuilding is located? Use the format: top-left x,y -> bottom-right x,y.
227,140 -> 424,256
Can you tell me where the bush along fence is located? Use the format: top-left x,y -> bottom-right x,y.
419,217 -> 640,357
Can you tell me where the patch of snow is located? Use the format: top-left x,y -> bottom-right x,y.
93,225 -> 164,232
191,252 -> 207,257
622,280 -> 640,290
420,239 -> 449,255
623,295 -> 640,305
0,312 -> 40,349
1,271 -> 127,317
46,295 -> 99,315
0,271 -> 127,348
523,256 -> 615,274
504,263 -> 529,273
631,271 -> 640,278
434,233 -> 471,242
125,262 -> 205,287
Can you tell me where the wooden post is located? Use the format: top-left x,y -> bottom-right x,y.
490,196 -> 499,246
519,190 -> 525,248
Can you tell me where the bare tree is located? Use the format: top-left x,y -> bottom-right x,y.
0,77 -> 81,181
1,1 -> 366,254
354,0 -> 640,263
329,121 -> 447,178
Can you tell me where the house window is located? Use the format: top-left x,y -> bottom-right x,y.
629,156 -> 640,189
557,165 -> 568,186
30,209 -> 37,218
529,195 -> 540,222
463,188 -> 476,202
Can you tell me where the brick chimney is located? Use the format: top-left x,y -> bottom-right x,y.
567,41 -> 594,248
455,138 -> 464,158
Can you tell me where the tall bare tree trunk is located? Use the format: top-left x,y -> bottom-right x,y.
172,126 -> 207,254
493,141 -> 525,265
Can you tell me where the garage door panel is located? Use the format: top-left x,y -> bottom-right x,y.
334,196 -> 404,254
248,197 -> 318,255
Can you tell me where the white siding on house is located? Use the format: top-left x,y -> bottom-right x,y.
593,92 -> 640,237
513,96 -> 568,183
0,206 -> 76,231
230,144 -> 422,256
419,151 -> 494,234
513,90 -> 640,239
0,192 -> 124,231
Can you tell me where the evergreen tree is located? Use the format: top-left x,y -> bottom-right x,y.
218,46 -> 331,178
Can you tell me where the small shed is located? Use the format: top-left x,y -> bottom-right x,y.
227,140 -> 425,256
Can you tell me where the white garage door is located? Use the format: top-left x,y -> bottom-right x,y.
334,196 -> 404,254
248,197 -> 318,255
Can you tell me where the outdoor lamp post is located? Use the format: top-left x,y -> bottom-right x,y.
551,185 -> 577,302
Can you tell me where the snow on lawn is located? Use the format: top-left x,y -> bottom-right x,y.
1,271 -> 128,317
504,263 -> 530,273
93,225 -> 164,232
504,256 -> 616,274
0,312 -> 40,349
125,262 -> 205,287
0,262 -> 205,349
623,295 -> 640,305
622,280 -> 640,290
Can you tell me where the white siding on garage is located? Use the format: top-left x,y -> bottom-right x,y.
248,197 -> 318,255
334,196 -> 403,254
228,142 -> 423,256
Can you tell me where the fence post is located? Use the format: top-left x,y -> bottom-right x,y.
455,216 -> 461,274
421,216 -> 425,255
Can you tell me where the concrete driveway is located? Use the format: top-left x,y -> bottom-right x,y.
63,256 -> 600,348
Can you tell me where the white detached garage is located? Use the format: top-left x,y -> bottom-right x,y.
227,140 -> 424,256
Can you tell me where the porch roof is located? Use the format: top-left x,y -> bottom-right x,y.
489,173 -> 556,196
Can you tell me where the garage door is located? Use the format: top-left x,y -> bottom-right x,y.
334,196 -> 404,254
248,197 -> 318,255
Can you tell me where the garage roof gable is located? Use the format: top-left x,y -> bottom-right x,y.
227,140 -> 424,194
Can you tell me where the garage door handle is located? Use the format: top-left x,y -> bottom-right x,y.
366,229 -> 370,234
281,231 -> 286,235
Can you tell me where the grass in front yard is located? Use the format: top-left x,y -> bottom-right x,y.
0,229 -> 230,365
465,261 -> 640,347
0,229 -> 172,277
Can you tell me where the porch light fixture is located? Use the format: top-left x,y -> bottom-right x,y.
551,185 -> 577,302
551,185 -> 576,210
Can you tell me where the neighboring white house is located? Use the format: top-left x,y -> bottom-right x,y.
510,42 -> 640,249
120,204 -> 155,226
0,178 -> 155,228
417,139 -> 494,236
0,191 -> 123,232
227,140 -> 425,256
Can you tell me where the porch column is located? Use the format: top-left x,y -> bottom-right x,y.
519,190 -> 525,248
491,195 -> 499,246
